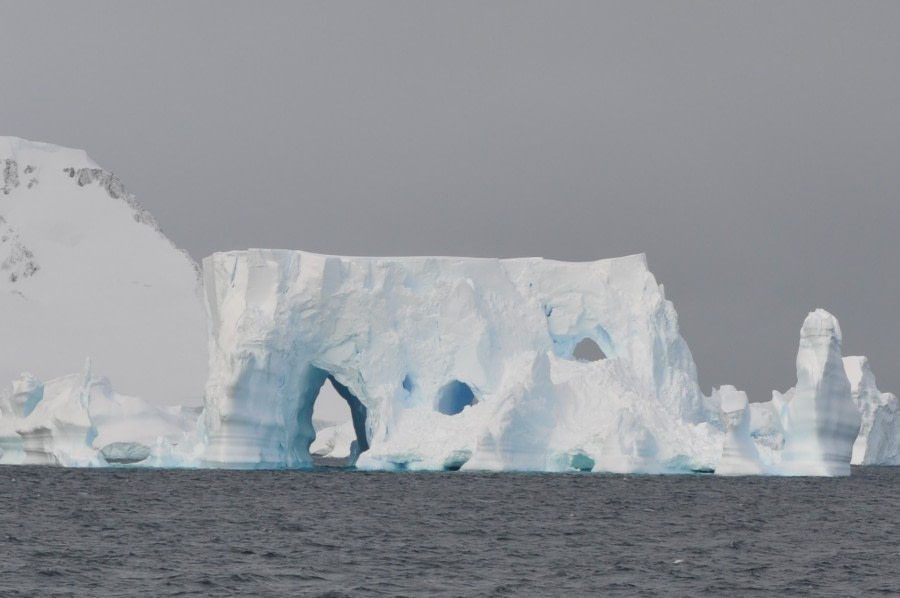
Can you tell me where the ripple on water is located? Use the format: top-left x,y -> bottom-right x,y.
0,466 -> 898,597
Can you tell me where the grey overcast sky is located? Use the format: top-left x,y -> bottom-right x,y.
2,1 -> 899,401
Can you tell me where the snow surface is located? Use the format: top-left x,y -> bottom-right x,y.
0,137 -> 207,405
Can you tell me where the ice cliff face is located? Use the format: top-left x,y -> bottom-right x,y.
0,137 -> 207,405
845,356 -> 900,465
193,249 -> 719,472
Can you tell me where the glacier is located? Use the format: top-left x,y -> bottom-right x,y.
1,135 -> 896,476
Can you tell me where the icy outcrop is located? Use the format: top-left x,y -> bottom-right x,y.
193,249 -> 719,472
592,409 -> 663,474
747,391 -> 788,467
0,362 -> 196,466
844,356 -> 900,465
714,386 -> 764,476
0,373 -> 43,462
0,137 -> 207,405
778,310 -> 861,476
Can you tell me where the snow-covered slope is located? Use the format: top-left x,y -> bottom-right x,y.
0,137 -> 207,405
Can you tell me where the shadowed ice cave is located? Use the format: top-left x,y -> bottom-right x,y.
436,380 -> 477,415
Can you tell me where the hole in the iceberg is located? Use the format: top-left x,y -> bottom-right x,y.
100,442 -> 152,465
402,374 -> 414,393
569,452 -> 595,472
309,372 -> 368,468
573,337 -> 606,362
310,378 -> 352,465
443,454 -> 470,471
436,380 -> 477,415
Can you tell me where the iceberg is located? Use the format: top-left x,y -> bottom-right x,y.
0,252 -> 874,476
714,386 -> 765,476
777,310 -> 861,476
0,373 -> 43,463
845,356 -> 900,465
0,361 -> 195,466
193,249 -> 722,472
167,250 -> 865,477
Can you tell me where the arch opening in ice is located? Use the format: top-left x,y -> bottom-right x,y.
436,380 -> 477,416
573,337 -> 607,362
303,368 -> 369,466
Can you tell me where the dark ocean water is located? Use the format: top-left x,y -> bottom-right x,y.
1,466 -> 898,597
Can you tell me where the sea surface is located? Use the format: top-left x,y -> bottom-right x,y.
1,465 -> 898,597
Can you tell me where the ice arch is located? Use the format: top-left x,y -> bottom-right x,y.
195,249 -> 711,471
302,370 -> 369,463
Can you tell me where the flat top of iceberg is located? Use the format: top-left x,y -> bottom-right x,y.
217,248 -> 650,267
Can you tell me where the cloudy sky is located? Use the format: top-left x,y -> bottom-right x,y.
3,1 -> 899,401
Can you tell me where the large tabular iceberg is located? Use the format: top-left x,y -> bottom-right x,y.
193,249 -> 721,472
